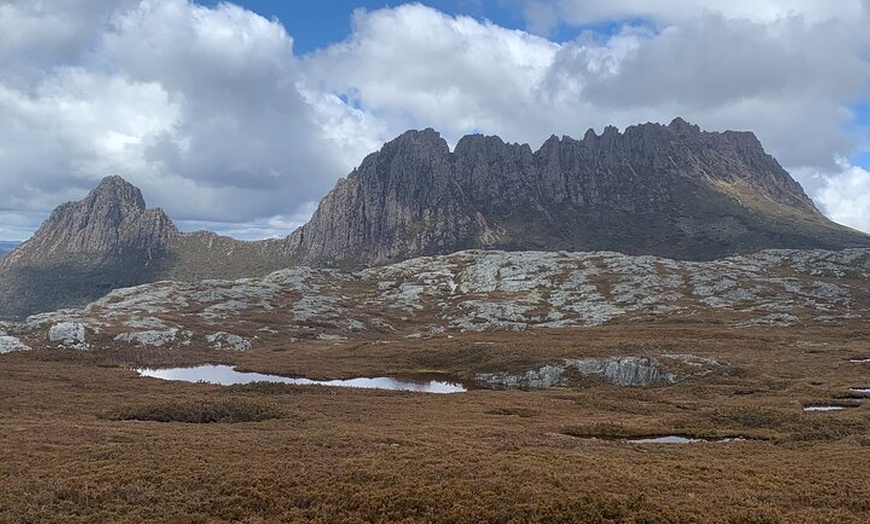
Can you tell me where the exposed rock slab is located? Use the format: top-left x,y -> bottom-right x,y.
48,322 -> 87,348
0,335 -> 30,353
477,357 -> 680,389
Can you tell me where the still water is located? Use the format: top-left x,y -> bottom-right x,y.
137,364 -> 467,393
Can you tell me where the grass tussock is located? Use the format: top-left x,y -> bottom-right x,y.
108,399 -> 281,423
0,322 -> 868,522
483,407 -> 540,418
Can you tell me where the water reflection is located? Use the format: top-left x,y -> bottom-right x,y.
803,405 -> 846,412
137,365 -> 466,393
626,436 -> 701,444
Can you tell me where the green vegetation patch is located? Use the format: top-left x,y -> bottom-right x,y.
108,399 -> 281,423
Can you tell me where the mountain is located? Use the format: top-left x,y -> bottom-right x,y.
2,119 -> 869,320
0,176 -> 297,319
289,118 -> 869,265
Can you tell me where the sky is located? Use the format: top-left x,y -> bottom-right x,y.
1,0 -> 869,241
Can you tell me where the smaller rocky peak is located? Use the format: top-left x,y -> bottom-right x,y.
87,175 -> 146,212
454,133 -> 507,157
540,134 -> 562,148
0,175 -> 177,268
385,128 -> 450,157
668,117 -> 701,135
535,134 -> 564,159
602,125 -> 620,136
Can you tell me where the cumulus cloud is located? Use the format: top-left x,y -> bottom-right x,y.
308,4 -> 561,145
815,161 -> 870,233
0,0 -> 868,239
537,0 -> 868,27
0,0 -> 375,239
311,4 -> 869,162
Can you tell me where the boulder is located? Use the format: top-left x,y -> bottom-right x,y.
206,332 -> 251,351
48,322 -> 87,347
0,335 -> 31,353
114,328 -> 180,347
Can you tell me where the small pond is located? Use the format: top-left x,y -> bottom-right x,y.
849,358 -> 870,363
136,365 -> 467,393
623,435 -> 745,444
626,436 -> 700,444
803,405 -> 847,412
848,388 -> 870,393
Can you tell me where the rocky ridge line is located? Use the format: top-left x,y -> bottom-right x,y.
10,248 -> 868,353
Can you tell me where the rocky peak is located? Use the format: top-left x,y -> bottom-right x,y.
667,116 -> 701,134
88,175 -> 147,213
375,128 -> 450,161
0,175 -> 178,267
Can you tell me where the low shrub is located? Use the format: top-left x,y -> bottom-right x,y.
108,399 -> 280,423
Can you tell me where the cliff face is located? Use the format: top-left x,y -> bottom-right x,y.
289,118 -> 861,266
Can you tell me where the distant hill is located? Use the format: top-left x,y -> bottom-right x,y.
2,118 -> 869,320
0,242 -> 20,259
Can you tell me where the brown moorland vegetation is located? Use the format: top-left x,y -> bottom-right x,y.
1,322 -> 869,523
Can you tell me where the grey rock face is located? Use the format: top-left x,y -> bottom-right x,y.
477,356 -> 680,389
1,176 -> 177,267
206,332 -> 251,351
568,357 -> 676,386
114,328 -> 181,347
48,322 -> 87,347
0,335 -> 31,353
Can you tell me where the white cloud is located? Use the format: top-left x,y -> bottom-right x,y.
309,4 -> 869,166
815,160 -> 870,233
544,0 -> 867,26
0,0 -> 868,240
308,4 -> 561,145
0,0 -> 376,239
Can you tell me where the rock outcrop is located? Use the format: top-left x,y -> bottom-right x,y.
0,335 -> 30,353
48,322 -> 87,347
476,357 -> 682,389
10,248 -> 869,352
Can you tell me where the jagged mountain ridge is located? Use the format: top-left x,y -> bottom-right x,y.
2,118 -> 869,320
289,118 -> 861,265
